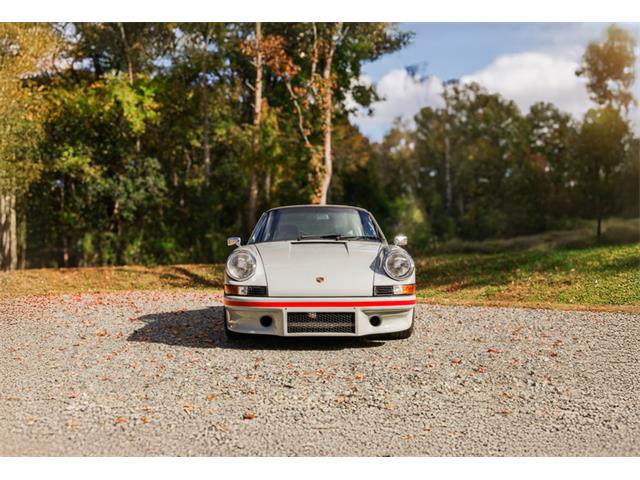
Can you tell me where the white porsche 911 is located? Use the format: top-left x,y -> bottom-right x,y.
223,205 -> 416,339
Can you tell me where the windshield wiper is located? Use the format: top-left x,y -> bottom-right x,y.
337,235 -> 380,241
297,233 -> 342,241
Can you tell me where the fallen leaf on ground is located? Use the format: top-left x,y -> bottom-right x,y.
451,358 -> 462,365
141,416 -> 151,424
183,404 -> 194,415
67,419 -> 80,429
487,348 -> 500,353
114,417 -> 128,424
243,412 -> 256,420
95,331 -> 109,337
206,393 -> 215,401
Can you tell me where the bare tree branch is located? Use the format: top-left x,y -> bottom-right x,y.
285,79 -> 311,147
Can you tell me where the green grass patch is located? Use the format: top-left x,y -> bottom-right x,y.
416,243 -> 640,307
0,264 -> 224,298
1,243 -> 638,311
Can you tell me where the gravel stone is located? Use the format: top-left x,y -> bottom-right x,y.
1,291 -> 638,456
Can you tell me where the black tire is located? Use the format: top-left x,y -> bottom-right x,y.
223,307 -> 244,341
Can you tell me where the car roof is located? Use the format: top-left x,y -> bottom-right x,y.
264,204 -> 372,215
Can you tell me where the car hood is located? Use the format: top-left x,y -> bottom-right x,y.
255,241 -> 382,297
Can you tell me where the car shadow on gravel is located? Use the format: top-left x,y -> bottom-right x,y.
128,307 -> 386,351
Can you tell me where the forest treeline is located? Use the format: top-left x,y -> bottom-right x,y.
0,22 -> 637,269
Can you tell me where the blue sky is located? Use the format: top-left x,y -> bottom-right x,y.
351,22 -> 640,141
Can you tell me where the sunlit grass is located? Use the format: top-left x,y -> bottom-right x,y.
0,264 -> 224,298
1,243 -> 638,312
415,243 -> 640,309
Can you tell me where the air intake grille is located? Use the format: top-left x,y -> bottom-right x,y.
287,312 -> 356,334
374,285 -> 395,296
247,286 -> 268,296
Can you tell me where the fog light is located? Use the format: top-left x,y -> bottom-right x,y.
260,315 -> 273,327
224,284 -> 248,295
369,316 -> 382,327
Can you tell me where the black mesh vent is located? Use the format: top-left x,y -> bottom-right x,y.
247,286 -> 268,296
374,285 -> 395,296
287,312 -> 356,334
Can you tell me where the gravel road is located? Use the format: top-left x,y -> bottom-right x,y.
1,291 -> 638,456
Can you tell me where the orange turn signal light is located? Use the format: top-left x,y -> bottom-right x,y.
224,284 -> 248,295
396,284 -> 416,295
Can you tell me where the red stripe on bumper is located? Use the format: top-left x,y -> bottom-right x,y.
224,299 -> 416,308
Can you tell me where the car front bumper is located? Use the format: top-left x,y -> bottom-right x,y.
223,295 -> 416,337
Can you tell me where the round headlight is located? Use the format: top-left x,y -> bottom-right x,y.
383,248 -> 414,280
226,250 -> 257,281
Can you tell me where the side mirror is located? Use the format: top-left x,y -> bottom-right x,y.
393,234 -> 408,246
227,236 -> 241,247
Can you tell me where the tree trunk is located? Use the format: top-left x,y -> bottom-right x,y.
118,23 -> 135,85
264,169 -> 271,205
318,76 -> 333,205
118,23 -> 141,153
317,23 -> 342,205
60,181 -> 69,267
595,179 -> 602,239
247,22 -> 263,230
1,195 -> 8,269
0,193 -> 18,271
201,26 -> 211,183
18,204 -> 26,269
444,132 -> 453,215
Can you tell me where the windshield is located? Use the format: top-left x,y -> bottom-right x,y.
249,207 -> 383,243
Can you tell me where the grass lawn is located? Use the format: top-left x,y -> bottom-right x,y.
1,243 -> 638,313
415,243 -> 639,312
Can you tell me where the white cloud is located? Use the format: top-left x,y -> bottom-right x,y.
353,48 -> 640,141
350,69 -> 444,141
460,52 -> 592,118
